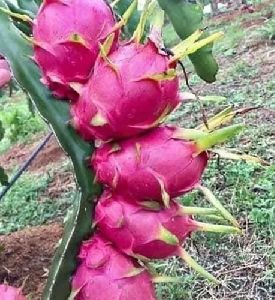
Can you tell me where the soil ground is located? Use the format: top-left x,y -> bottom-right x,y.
0,224 -> 63,299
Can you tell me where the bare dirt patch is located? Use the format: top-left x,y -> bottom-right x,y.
212,0 -> 273,26
0,135 -> 65,172
40,170 -> 75,200
0,223 -> 63,299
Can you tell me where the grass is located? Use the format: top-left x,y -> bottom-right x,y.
0,2 -> 274,299
0,89 -> 46,153
154,162 -> 274,299
0,173 -> 53,234
215,22 -> 245,55
0,161 -> 76,234
156,2 -> 275,298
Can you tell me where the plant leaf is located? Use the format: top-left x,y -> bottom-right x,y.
0,166 -> 8,186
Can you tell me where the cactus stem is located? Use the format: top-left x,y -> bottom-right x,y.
0,6 -> 32,23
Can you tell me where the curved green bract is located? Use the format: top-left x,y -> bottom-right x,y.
158,0 -> 219,83
0,1 -> 101,299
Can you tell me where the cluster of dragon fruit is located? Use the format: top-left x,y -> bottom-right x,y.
0,0 -> 245,299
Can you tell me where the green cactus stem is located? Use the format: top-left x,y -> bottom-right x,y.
0,2 -> 101,299
157,0 -> 219,83
5,0 -> 35,18
17,0 -> 38,15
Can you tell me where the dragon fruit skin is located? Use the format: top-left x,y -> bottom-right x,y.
0,284 -> 26,300
92,126 -> 208,204
0,58 -> 11,88
0,58 -> 10,71
71,40 -> 180,141
0,69 -> 11,88
33,0 -> 117,101
95,192 -> 198,259
72,234 -> 156,300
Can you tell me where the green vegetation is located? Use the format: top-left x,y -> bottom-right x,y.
0,90 -> 46,153
0,163 -> 75,234
0,2 -> 274,299
157,3 -> 275,299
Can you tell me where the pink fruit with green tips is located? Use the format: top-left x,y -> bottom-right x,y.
71,234 -> 156,300
33,0 -> 117,101
95,192 -> 240,283
95,192 -> 196,259
71,40 -> 180,141
92,126 -> 208,205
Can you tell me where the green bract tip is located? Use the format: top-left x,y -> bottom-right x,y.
195,124 -> 244,154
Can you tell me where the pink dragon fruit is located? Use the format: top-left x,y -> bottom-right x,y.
0,284 -> 26,300
95,192 -> 197,259
91,126 -> 208,206
0,57 -> 10,70
71,39 -> 180,141
95,192 -> 240,283
33,0 -> 117,101
0,58 -> 11,88
71,234 -> 156,300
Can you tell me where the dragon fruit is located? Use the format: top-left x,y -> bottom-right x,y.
91,126 -> 208,206
95,192 -> 197,259
95,192 -> 240,283
0,57 -> 10,70
71,39 -> 180,141
0,284 -> 26,300
0,58 -> 11,87
33,0 -> 117,101
71,234 -> 156,300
